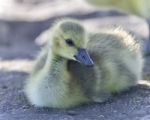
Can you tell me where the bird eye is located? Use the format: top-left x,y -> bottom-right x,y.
65,39 -> 74,46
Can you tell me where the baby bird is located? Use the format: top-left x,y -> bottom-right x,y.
24,19 -> 143,108
86,0 -> 150,55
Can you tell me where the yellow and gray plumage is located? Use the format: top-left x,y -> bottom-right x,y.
24,19 -> 143,108
86,0 -> 150,55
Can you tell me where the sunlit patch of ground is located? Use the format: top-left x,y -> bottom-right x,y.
0,0 -> 91,21
0,59 -> 34,73
139,80 -> 150,87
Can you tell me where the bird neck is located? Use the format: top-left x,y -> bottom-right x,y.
44,50 -> 68,76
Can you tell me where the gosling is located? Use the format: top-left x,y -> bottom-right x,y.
86,0 -> 150,55
24,19 -> 143,108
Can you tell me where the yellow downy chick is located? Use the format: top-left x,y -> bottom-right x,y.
24,19 -> 143,108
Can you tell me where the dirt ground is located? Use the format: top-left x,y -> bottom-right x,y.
0,0 -> 150,120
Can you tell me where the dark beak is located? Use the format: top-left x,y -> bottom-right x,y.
74,48 -> 94,66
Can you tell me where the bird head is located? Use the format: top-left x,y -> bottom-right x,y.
50,19 -> 94,66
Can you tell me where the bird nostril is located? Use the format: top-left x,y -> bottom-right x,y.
82,55 -> 86,60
